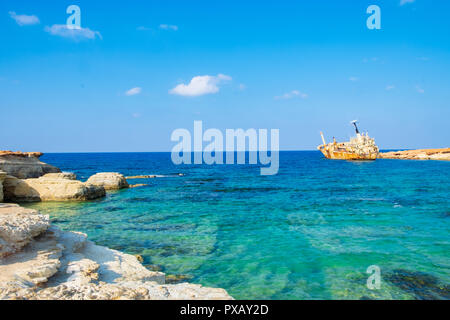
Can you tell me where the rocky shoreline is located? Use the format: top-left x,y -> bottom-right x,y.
378,148 -> 450,161
0,151 -> 232,300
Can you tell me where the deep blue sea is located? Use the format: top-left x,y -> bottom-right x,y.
24,152 -> 450,299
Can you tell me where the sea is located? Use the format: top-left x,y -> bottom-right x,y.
23,151 -> 450,299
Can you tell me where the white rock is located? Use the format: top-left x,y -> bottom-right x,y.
86,172 -> 129,190
0,204 -> 233,300
0,204 -> 50,257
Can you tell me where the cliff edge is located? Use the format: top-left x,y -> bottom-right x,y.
0,151 -> 60,179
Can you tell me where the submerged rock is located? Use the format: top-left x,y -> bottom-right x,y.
0,204 -> 232,300
126,175 -> 157,179
3,174 -> 105,202
0,152 -> 60,179
166,274 -> 193,284
86,172 -> 129,190
144,264 -> 163,272
126,173 -> 184,179
129,184 -> 149,188
385,269 -> 450,300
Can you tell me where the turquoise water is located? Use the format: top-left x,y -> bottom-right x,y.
24,152 -> 450,299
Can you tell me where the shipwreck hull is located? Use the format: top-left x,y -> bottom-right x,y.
318,148 -> 377,160
318,123 -> 379,161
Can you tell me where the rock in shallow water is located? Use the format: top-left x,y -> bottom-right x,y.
144,264 -> 163,272
165,274 -> 193,284
2,174 -> 105,202
385,269 -> 450,300
86,172 -> 129,190
128,184 -> 149,188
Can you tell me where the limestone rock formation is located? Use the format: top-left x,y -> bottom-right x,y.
3,174 -> 105,202
0,204 -> 232,300
126,175 -> 158,179
379,148 -> 450,161
126,174 -> 184,179
0,152 -> 60,179
0,151 -> 43,157
86,172 -> 129,190
128,184 -> 148,188
0,204 -> 50,258
47,172 -> 78,180
0,171 -> 6,202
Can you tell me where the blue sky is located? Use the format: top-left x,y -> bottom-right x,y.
1,0 -> 449,152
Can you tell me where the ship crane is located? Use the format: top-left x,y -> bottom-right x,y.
351,120 -> 360,134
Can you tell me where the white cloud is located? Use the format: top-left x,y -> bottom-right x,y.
9,11 -> 40,26
416,85 -> 425,94
169,74 -> 231,97
132,113 -> 141,118
349,76 -> 359,82
45,24 -> 102,40
239,83 -> 246,91
275,90 -> 308,100
400,0 -> 415,5
159,24 -> 178,31
125,87 -> 142,96
137,26 -> 150,31
386,85 -> 395,91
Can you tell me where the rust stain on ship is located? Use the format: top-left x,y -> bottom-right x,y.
317,121 -> 379,160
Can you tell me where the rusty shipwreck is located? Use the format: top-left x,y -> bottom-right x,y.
317,121 -> 379,160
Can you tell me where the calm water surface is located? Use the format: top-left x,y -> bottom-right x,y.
24,152 -> 450,299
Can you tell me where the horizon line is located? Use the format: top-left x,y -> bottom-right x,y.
29,148 -> 422,154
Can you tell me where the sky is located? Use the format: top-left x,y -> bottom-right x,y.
1,0 -> 449,152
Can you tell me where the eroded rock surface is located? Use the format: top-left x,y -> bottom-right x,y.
0,204 -> 232,300
0,152 -> 60,179
86,172 -> 129,190
0,171 -> 6,202
0,204 -> 50,258
3,174 -> 105,202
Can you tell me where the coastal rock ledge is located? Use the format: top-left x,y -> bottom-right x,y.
0,204 -> 232,300
0,151 -> 60,179
3,173 -> 105,202
379,148 -> 450,161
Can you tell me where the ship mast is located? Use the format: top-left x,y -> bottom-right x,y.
320,132 -> 327,146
